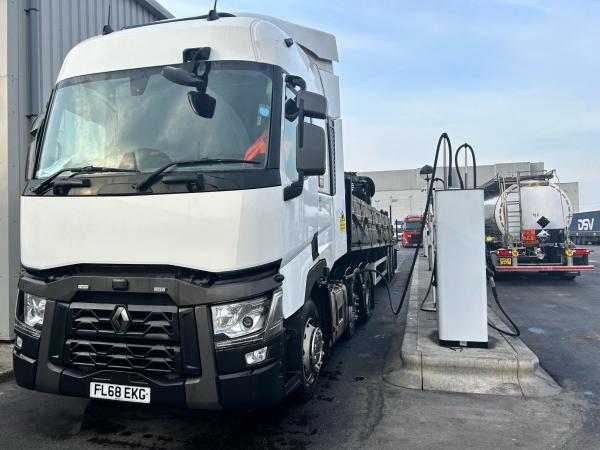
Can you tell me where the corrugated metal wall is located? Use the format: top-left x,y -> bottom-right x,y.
0,0 -> 170,340
35,0 -> 160,114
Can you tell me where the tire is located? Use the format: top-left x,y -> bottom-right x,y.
342,278 -> 360,340
562,275 -> 577,281
292,300 -> 325,402
358,272 -> 373,324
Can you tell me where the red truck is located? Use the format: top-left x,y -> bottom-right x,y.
402,215 -> 423,248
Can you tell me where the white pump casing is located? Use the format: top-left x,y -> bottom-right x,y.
434,190 -> 488,346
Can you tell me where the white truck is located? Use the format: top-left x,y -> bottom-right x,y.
13,12 -> 395,409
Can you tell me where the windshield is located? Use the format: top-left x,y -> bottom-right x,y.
404,221 -> 421,231
36,62 -> 274,178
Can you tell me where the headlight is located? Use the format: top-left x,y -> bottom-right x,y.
24,293 -> 47,329
211,289 -> 283,349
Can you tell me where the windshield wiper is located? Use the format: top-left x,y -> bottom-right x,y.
33,166 -> 140,194
136,159 -> 260,192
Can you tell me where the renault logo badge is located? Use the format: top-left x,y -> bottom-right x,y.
111,306 -> 131,334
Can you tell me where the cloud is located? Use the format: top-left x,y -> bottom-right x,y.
156,0 -> 600,209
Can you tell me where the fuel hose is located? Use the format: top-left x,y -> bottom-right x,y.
382,133 -> 453,315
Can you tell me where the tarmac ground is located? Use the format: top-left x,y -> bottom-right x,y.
0,246 -> 598,449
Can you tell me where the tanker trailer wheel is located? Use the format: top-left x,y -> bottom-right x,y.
558,273 -> 577,281
291,300 -> 324,402
358,272 -> 374,324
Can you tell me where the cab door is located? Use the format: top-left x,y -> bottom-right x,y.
280,85 -> 318,263
315,119 -> 336,264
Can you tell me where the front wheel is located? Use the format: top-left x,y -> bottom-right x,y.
293,300 -> 324,402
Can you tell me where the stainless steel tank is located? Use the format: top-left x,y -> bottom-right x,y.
484,181 -> 572,240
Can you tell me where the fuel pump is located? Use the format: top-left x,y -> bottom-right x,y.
421,139 -> 519,345
360,134 -> 519,347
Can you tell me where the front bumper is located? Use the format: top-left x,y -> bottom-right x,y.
13,265 -> 286,409
14,305 -> 285,409
403,233 -> 421,247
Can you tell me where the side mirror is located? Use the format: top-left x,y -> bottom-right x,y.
163,65 -> 216,118
161,66 -> 205,88
296,91 -> 327,176
30,114 -> 44,138
297,91 -> 327,120
26,114 -> 45,181
296,123 -> 326,176
188,91 -> 216,118
283,89 -> 328,201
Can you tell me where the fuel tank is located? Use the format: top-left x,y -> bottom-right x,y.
483,180 -> 572,240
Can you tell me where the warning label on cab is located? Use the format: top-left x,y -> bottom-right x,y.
339,213 -> 346,232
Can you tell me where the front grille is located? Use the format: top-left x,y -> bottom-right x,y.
64,339 -> 181,375
68,303 -> 178,342
409,234 -> 421,245
65,302 -> 183,377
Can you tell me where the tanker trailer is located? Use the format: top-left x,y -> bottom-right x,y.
481,170 -> 594,279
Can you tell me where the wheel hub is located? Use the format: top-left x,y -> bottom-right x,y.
302,318 -> 324,385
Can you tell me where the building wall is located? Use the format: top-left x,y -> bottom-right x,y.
0,0 -> 171,340
0,0 -> 24,342
34,0 -> 164,117
360,162 -> 580,226
557,182 -> 580,214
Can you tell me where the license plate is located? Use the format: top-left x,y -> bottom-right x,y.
90,382 -> 150,404
499,257 -> 512,266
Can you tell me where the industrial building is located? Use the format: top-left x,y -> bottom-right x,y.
0,0 -> 172,340
359,162 -> 580,227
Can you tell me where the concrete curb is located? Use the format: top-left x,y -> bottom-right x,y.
0,344 -> 14,383
0,369 -> 14,383
383,257 -> 561,398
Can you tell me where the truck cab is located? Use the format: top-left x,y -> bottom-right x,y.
13,12 -> 395,409
402,215 -> 423,248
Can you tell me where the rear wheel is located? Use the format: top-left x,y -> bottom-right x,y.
343,278 -> 360,340
358,272 -> 373,324
548,272 -> 578,281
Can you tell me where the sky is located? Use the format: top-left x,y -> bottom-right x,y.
160,0 -> 600,210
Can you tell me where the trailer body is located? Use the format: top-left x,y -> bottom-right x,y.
570,210 -> 600,245
12,13 -> 395,409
